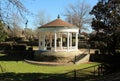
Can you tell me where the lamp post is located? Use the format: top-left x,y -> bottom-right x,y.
24,20 -> 28,40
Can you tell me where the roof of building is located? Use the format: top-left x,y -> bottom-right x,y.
39,17 -> 74,28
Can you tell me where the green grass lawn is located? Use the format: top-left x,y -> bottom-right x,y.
0,53 -> 100,81
0,61 -> 99,74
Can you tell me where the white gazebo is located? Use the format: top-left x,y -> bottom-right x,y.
38,17 -> 79,52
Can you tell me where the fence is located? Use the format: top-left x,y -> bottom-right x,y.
0,62 -> 105,81
38,63 -> 105,81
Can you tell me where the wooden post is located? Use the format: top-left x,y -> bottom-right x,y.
74,55 -> 76,64
94,66 -> 96,76
74,69 -> 76,81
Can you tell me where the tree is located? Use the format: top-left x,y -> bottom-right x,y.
0,0 -> 27,25
9,13 -> 23,37
90,0 -> 120,54
32,29 -> 38,40
34,11 -> 51,27
64,0 -> 92,33
0,0 -> 27,41
24,28 -> 33,40
0,21 -> 7,42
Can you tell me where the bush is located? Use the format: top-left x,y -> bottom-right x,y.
18,41 -> 38,46
0,43 -> 12,50
78,41 -> 89,48
28,46 -> 33,51
5,37 -> 23,42
12,44 -> 26,51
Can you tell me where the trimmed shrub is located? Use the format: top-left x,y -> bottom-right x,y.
12,44 -> 26,51
78,41 -> 89,48
17,41 -> 38,46
28,46 -> 33,51
0,43 -> 12,50
5,37 -> 23,42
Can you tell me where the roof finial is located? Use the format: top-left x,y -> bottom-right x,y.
57,14 -> 60,19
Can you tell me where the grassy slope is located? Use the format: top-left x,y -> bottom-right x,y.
0,61 -> 99,74
0,53 -> 100,81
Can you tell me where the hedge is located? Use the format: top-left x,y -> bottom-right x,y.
12,44 -> 26,51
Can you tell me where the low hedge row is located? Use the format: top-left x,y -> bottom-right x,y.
12,44 -> 26,51
0,43 -> 27,51
17,41 -> 38,46
0,43 -> 34,60
0,43 -> 12,50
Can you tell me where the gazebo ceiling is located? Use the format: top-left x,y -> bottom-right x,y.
40,18 -> 74,28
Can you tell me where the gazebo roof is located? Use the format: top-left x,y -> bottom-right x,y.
40,18 -> 74,28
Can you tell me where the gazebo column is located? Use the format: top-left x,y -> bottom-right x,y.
70,33 -> 72,49
67,32 -> 70,52
75,32 -> 78,50
38,35 -> 41,50
60,34 -> 63,49
50,37 -> 52,47
54,32 -> 57,51
43,34 -> 46,50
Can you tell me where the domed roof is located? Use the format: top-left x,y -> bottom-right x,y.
40,18 -> 74,28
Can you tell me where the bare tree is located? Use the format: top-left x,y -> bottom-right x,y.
32,28 -> 38,40
34,10 -> 51,27
0,0 -> 27,25
64,0 -> 92,33
24,27 -> 34,40
8,13 -> 23,37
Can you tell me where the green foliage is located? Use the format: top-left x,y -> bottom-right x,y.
0,43 -> 11,50
90,0 -> 120,54
0,21 -> 7,42
18,41 -> 38,46
12,44 -> 26,51
5,37 -> 23,42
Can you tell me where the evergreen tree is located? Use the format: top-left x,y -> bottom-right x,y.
90,0 -> 120,54
0,21 -> 7,42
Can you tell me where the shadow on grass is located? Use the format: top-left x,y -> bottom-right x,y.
0,54 -> 24,61
0,72 -> 96,81
0,50 -> 34,61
